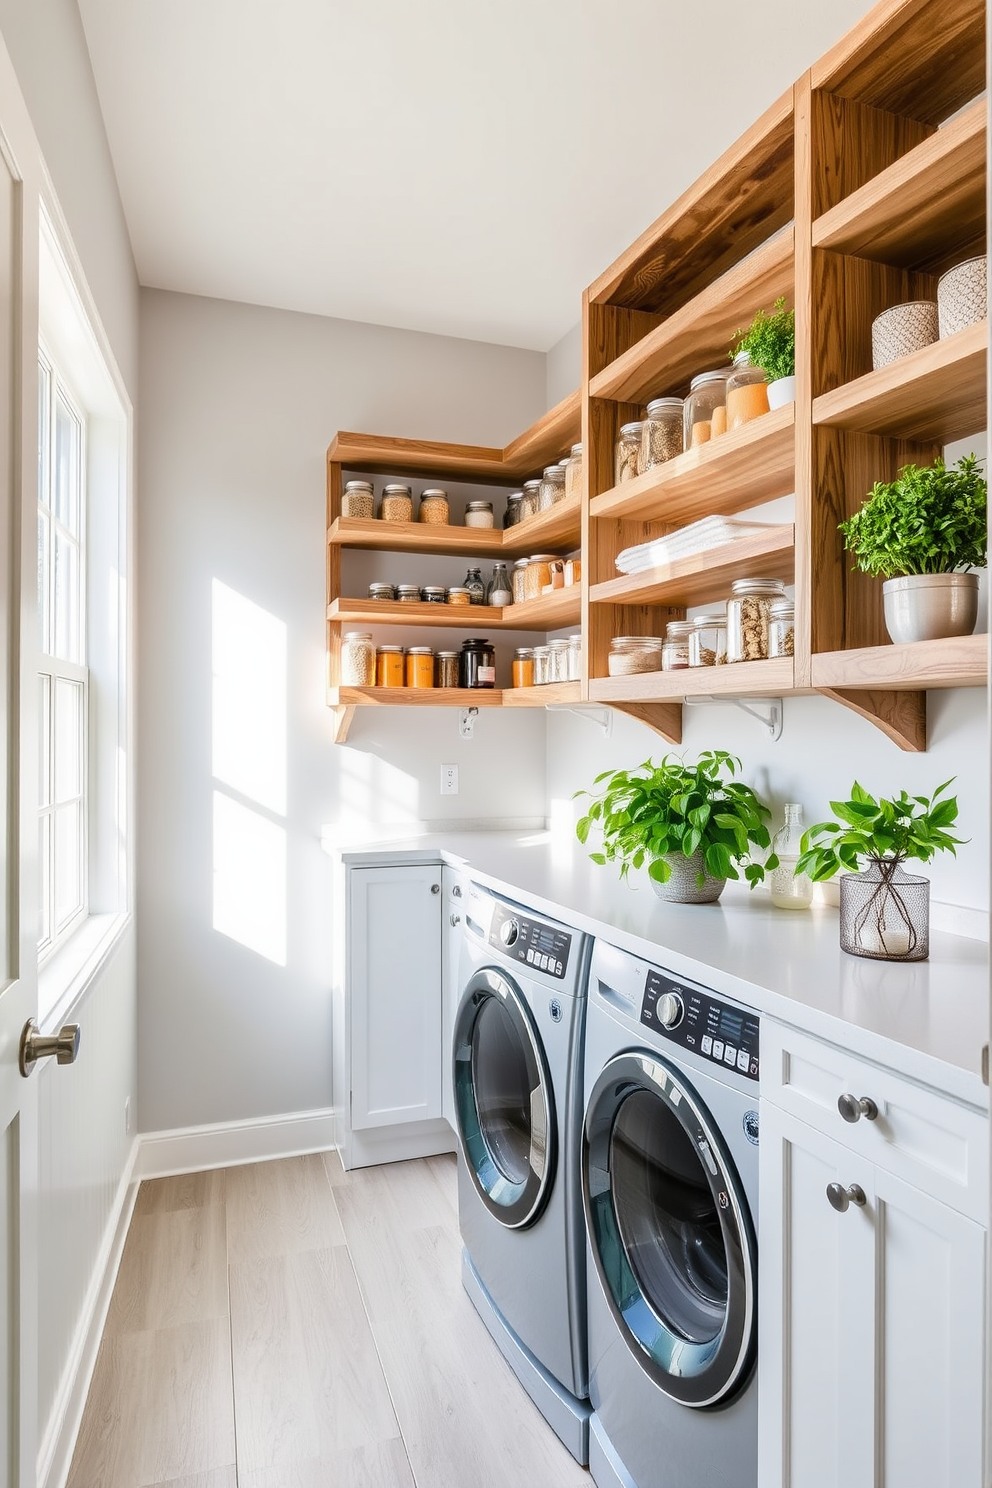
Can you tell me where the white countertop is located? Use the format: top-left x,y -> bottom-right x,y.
331,829 -> 990,1110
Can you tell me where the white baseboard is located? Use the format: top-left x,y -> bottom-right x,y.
39,1138 -> 140,1488
136,1105 -> 340,1180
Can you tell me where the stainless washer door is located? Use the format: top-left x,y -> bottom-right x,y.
583,1051 -> 756,1408
453,967 -> 556,1230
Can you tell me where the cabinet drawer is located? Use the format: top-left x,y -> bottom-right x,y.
762,1020 -> 988,1223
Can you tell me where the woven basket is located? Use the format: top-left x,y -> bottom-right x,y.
937,255 -> 987,338
871,301 -> 938,369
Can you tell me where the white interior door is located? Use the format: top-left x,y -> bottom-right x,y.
0,34 -> 43,1488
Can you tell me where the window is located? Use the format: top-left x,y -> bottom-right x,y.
37,348 -> 87,955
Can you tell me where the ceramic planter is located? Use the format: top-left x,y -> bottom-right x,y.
882,572 -> 979,644
839,861 -> 929,961
651,850 -> 726,904
766,374 -> 796,410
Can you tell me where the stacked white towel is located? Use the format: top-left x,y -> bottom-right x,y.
615,516 -> 776,574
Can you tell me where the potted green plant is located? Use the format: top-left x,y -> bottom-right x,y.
840,454 -> 987,644
574,750 -> 776,904
729,296 -> 796,409
795,780 -> 964,961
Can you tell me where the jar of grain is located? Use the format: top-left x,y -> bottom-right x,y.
406,646 -> 434,689
419,488 -> 449,525
447,586 -> 472,607
342,480 -> 375,519
520,479 -> 542,520
368,582 -> 396,602
396,583 -> 422,604
464,500 -> 495,528
768,598 -> 796,658
615,422 -> 643,484
549,638 -> 571,683
421,585 -> 447,604
539,464 -> 566,510
340,632 -> 375,686
688,612 -> 727,668
684,369 -> 731,448
523,555 -> 555,601
435,650 -> 460,688
380,484 -> 413,522
504,493 -> 523,528
512,647 -> 535,688
607,636 -> 664,676
375,644 -> 405,688
725,352 -> 770,431
533,645 -> 551,685
641,398 -> 684,469
512,560 -> 529,603
726,577 -> 786,662
567,633 -> 582,682
662,620 -> 693,671
564,444 -> 583,502
459,637 -> 496,689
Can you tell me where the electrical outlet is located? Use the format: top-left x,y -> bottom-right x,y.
124,1095 -> 131,1136
441,763 -> 459,796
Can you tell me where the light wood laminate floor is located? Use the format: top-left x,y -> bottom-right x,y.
67,1152 -> 590,1488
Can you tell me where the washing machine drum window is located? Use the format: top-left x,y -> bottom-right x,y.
454,968 -> 557,1230
584,1052 -> 756,1408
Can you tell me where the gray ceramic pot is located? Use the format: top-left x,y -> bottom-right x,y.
882,572 -> 979,644
651,850 -> 726,904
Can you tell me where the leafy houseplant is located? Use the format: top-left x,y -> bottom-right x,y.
839,454 -> 987,644
795,780 -> 964,961
730,297 -> 796,408
574,750 -> 776,905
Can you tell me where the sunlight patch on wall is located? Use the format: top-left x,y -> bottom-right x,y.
212,579 -> 286,815
212,791 -> 286,966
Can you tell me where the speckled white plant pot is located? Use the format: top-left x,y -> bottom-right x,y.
871,301 -> 938,369
651,850 -> 726,904
937,255 -> 987,337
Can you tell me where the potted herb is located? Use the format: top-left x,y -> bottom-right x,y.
574,750 -> 776,904
730,297 -> 796,409
795,780 -> 964,961
840,454 -> 987,644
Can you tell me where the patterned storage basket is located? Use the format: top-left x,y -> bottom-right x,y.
871,301 -> 938,369
937,255 -> 987,338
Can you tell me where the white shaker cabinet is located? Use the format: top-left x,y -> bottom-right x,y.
759,1020 -> 987,1488
441,865 -> 470,1131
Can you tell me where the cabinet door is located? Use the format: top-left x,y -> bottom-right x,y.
348,864 -> 442,1130
759,1102 -> 876,1488
440,868 -> 468,1130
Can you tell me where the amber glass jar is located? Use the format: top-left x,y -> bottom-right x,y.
512,647 -> 535,687
406,647 -> 435,688
726,353 -> 770,431
375,645 -> 404,687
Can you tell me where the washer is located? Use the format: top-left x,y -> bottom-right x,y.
582,939 -> 760,1488
453,882 -> 591,1462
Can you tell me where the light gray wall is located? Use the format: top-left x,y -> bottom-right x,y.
137,288 -> 549,1132
546,321 -> 581,409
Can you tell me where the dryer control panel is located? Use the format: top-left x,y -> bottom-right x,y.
641,970 -> 759,1081
489,901 -> 571,980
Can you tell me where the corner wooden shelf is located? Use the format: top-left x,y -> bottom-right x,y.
812,98 -> 986,270
329,685 -> 506,708
589,405 -> 795,524
502,682 -> 582,707
501,498 -> 581,555
811,320 -> 988,444
326,499 -> 580,558
326,589 -> 581,631
812,633 -> 988,691
590,657 -> 795,703
589,525 -> 794,610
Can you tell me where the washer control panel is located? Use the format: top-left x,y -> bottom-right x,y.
489,901 -> 571,979
641,970 -> 759,1081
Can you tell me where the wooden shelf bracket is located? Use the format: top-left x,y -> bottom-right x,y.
816,688 -> 927,753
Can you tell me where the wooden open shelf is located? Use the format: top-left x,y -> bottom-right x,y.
327,498 -> 580,558
812,633 -> 988,692
328,686 -> 505,708
812,321 -> 987,444
503,682 -> 582,707
589,526 -> 794,610
590,657 -> 795,704
589,404 -> 795,524
327,589 -> 581,631
812,99 -> 986,270
501,497 -> 581,555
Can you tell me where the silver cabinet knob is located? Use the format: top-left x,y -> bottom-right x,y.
431,883 -> 440,894
838,1092 -> 878,1124
826,1182 -> 867,1213
452,884 -> 462,898
20,1019 -> 80,1078
450,913 -> 461,927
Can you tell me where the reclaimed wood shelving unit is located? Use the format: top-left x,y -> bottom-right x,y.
327,0 -> 988,750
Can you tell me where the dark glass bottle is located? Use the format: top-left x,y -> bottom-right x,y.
459,637 -> 496,689
463,567 -> 486,605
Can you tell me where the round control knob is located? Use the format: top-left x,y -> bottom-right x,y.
499,919 -> 519,947
657,991 -> 685,1029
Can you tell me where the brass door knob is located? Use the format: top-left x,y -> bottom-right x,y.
826,1182 -> 867,1213
19,1019 -> 80,1077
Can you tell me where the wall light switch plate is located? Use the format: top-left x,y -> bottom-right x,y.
441,764 -> 459,795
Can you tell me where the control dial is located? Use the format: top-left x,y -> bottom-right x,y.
499,918 -> 520,947
657,991 -> 685,1030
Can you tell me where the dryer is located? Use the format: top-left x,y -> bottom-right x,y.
453,883 -> 591,1462
582,939 -> 760,1488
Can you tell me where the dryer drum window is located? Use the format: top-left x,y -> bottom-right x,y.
453,968 -> 557,1230
583,1053 -> 757,1408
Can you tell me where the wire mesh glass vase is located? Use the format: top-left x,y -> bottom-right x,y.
839,860 -> 930,962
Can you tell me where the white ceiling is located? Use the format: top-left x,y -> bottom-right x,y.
77,0 -> 876,352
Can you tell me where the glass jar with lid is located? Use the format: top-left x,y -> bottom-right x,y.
375,644 -> 404,688
420,585 -> 447,604
726,577 -> 787,662
464,500 -> 495,528
641,398 -> 684,469
406,646 -> 434,689
533,644 -> 551,685
380,483 -> 413,522
504,493 -> 523,528
523,555 -> 556,601
368,581 -> 396,602
538,464 -> 566,511
549,638 -> 571,683
688,612 -> 727,667
459,637 -> 496,689
615,422 -> 643,484
725,352 -> 770,431
768,597 -> 796,658
684,369 -> 731,448
520,479 -> 541,521
435,650 -> 460,689
395,583 -> 422,604
418,488 -> 449,525
342,479 -> 375,519
512,647 -> 535,687
567,633 -> 582,682
340,632 -> 375,686
512,559 -> 529,603
564,444 -> 583,502
662,620 -> 693,671
607,636 -> 664,676
447,586 -> 471,607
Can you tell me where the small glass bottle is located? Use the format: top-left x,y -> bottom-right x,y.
615,422 -> 643,484
770,804 -> 814,911
463,567 -> 486,605
725,352 -> 770,431
512,647 -> 535,687
539,464 -> 567,510
486,562 -> 513,606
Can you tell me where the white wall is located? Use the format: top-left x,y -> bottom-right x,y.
547,321 -> 581,409
137,288 -> 549,1133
